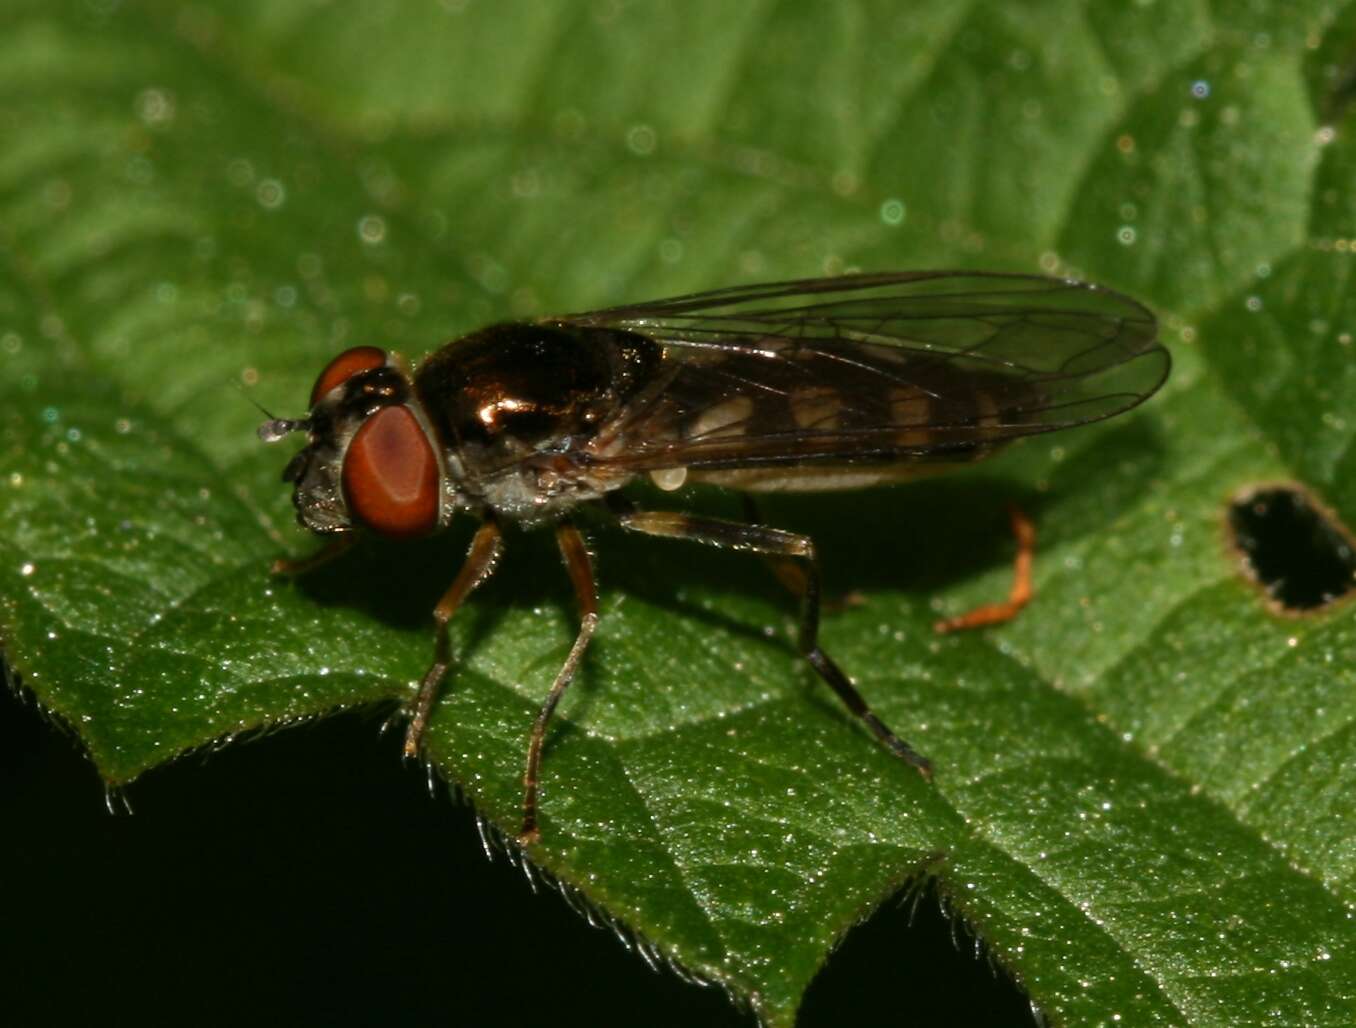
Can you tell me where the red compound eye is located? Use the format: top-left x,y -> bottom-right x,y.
342,405 -> 440,538
310,346 -> 387,407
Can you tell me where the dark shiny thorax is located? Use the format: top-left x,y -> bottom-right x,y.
414,322 -> 662,478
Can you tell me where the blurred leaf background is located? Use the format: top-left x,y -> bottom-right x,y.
3,2 -> 1356,1025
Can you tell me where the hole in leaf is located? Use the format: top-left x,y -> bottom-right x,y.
1228,484 -> 1356,612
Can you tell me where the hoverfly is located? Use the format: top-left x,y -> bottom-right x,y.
260,271 -> 1169,842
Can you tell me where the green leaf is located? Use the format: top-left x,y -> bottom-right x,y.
3,2 -> 1355,1024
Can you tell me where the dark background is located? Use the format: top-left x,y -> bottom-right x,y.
2,674 -> 1033,1027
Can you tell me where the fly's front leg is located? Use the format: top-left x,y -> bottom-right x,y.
520,522 -> 600,844
270,534 -> 356,577
933,504 -> 1034,634
616,510 -> 932,779
403,518 -> 505,758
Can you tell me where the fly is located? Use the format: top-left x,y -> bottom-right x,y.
260,271 -> 1170,842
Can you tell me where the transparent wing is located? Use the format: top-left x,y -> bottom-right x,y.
556,271 -> 1169,473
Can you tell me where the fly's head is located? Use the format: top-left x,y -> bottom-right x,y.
260,346 -> 451,540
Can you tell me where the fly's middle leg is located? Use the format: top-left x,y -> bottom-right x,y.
403,517 -> 504,758
519,521 -> 600,844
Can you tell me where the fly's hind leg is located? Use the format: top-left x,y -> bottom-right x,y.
740,496 -> 865,612
739,495 -> 811,600
402,518 -> 505,758
615,509 -> 932,779
933,504 -> 1035,634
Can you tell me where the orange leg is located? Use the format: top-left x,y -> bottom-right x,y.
933,504 -> 1035,634
403,519 -> 505,758
270,534 -> 355,576
519,522 -> 599,844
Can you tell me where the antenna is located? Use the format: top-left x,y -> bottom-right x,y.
257,417 -> 311,443
233,379 -> 310,443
